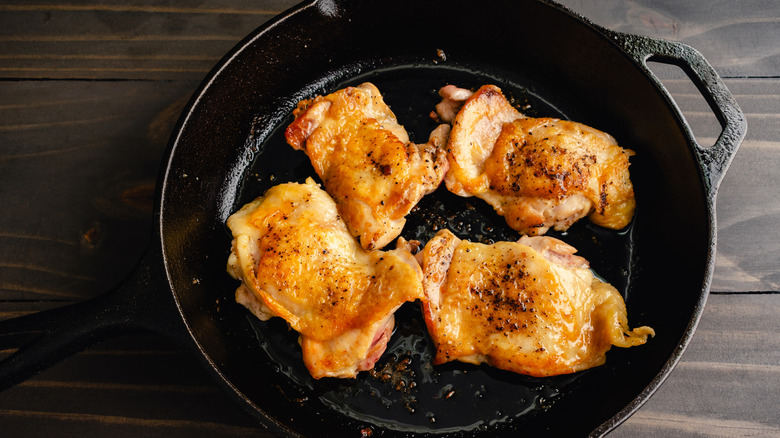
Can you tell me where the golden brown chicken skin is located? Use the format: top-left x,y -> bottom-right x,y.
418,229 -> 654,377
438,84 -> 636,235
285,83 -> 449,250
226,178 -> 424,378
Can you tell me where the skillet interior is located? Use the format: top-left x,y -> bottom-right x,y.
159,0 -> 711,436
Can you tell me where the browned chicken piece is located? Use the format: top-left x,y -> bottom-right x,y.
418,229 -> 654,377
226,178 -> 424,379
285,82 -> 449,250
438,84 -> 637,235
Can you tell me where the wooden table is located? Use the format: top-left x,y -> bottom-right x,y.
1,1 -> 777,436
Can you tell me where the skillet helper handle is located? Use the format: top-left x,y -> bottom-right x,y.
0,246 -> 187,391
609,31 -> 747,189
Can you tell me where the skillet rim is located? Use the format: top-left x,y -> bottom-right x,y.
156,0 -> 741,436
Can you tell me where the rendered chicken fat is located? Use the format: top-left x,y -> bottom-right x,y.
419,229 -> 654,377
227,83 -> 651,380
226,178 -> 424,378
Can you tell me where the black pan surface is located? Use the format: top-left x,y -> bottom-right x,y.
161,0 -> 737,434
158,0 -> 746,436
0,1 -> 744,437
230,68 -> 630,434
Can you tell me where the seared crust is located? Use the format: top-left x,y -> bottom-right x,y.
226,179 -> 424,378
419,229 -> 654,377
440,84 -> 636,235
285,83 -> 449,250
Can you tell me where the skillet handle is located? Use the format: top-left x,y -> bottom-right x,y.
608,31 -> 747,190
0,245 -> 190,391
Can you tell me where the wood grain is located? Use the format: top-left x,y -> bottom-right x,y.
0,336 -> 272,438
614,294 -> 780,437
0,0 -> 777,80
1,294 -> 776,438
657,78 -> 780,292
0,0 -> 777,437
0,0 -> 293,80
0,81 -> 195,301
561,0 -> 780,78
2,77 -> 775,301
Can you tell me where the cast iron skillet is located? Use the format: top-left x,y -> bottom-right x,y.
0,0 -> 746,436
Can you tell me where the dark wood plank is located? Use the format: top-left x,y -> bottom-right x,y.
0,0 -> 778,80
0,80 -> 195,300
0,0 -> 297,80
648,78 -> 780,292
3,78 -> 776,302
0,336 -> 273,438
1,294 -> 777,437
614,293 -> 780,437
703,79 -> 780,292
1,1 -> 777,437
558,0 -> 780,78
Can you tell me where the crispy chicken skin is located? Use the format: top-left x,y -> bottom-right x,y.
226,178 -> 424,379
438,84 -> 636,235
418,229 -> 654,377
285,82 -> 449,250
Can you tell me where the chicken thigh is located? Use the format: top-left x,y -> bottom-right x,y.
285,82 -> 449,250
437,84 -> 636,235
418,229 -> 654,377
226,178 -> 425,379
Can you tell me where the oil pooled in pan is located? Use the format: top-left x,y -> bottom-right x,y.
233,66 -> 637,434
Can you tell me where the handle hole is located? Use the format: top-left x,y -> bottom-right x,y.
646,60 -> 721,149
